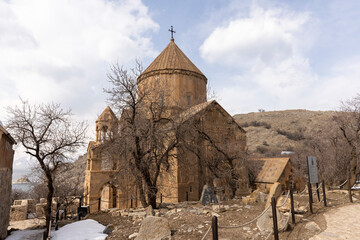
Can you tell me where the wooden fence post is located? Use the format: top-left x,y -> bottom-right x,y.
98,198 -> 101,212
322,180 -> 327,207
308,182 -> 313,214
315,183 -> 320,202
290,184 -> 295,224
55,203 -> 60,230
212,216 -> 218,240
271,197 -> 279,240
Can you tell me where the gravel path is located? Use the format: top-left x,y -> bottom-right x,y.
310,203 -> 360,240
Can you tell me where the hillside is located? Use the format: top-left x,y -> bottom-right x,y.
233,110 -> 336,155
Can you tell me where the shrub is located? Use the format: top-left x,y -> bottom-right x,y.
277,129 -> 305,141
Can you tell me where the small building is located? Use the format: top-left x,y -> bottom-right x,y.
0,124 -> 16,240
253,157 -> 293,192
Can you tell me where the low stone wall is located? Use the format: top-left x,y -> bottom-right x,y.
10,205 -> 28,221
36,203 -> 47,218
0,168 -> 12,240
13,199 -> 36,214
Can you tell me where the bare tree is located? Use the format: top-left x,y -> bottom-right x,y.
334,94 -> 360,201
290,95 -> 360,201
104,62 -> 181,208
6,100 -> 87,238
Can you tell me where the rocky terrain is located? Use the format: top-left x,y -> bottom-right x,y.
233,110 -> 336,155
84,189 -> 360,240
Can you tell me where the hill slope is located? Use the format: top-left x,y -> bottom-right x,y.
233,110 -> 336,155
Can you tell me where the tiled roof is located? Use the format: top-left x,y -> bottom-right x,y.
254,158 -> 291,183
96,106 -> 118,122
138,39 -> 207,82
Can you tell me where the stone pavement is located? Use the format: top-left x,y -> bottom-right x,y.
310,203 -> 360,239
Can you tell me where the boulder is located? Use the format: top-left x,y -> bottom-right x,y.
256,207 -> 288,232
103,224 -> 115,234
135,216 -> 171,240
305,221 -> 321,232
265,182 -> 282,208
294,205 -> 307,214
111,211 -> 121,217
242,196 -> 257,204
129,233 -> 138,239
145,205 -> 155,217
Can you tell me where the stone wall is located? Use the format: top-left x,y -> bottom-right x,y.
0,126 -> 15,240
0,168 -> 12,240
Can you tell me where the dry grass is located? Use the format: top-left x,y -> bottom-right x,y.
233,110 -> 336,155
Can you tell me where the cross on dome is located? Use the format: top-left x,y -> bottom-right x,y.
168,25 -> 176,40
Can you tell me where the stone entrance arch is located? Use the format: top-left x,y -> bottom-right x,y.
99,183 -> 117,210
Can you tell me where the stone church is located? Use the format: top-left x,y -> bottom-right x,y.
84,37 -> 247,212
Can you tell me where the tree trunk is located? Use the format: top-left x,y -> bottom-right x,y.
135,178 -> 148,207
147,186 -> 158,209
44,173 -> 54,239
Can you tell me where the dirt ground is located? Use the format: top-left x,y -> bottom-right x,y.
82,189 -> 360,240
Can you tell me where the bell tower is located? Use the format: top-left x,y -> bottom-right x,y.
95,106 -> 118,143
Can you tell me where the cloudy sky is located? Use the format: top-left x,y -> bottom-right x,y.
2,0 -> 360,179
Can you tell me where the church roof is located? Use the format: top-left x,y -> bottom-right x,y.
138,39 -> 207,82
176,100 -> 246,133
96,106 -> 118,123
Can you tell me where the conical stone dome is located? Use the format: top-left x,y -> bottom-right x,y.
138,39 -> 207,83
137,39 -> 207,113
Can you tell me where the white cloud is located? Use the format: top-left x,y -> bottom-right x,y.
200,3 -> 319,112
0,0 -> 159,176
0,0 -> 158,109
200,5 -> 309,67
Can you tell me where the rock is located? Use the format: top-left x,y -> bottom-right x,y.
243,226 -> 251,231
200,185 -> 218,205
145,205 -> 155,217
121,211 -> 129,217
211,212 -> 220,217
103,224 -> 115,234
259,192 -> 268,203
212,205 -> 225,212
198,224 -> 204,229
256,207 -> 288,232
128,211 -> 146,218
265,182 -> 282,208
250,189 -> 260,199
129,233 -> 138,239
242,196 -> 257,204
294,206 -> 307,214
305,221 -> 321,232
112,211 -> 121,217
244,205 -> 251,209
8,218 -> 46,230
203,209 -> 210,214
135,216 -> 171,240
187,227 -> 194,232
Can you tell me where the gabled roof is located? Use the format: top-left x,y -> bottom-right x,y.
138,39 -> 207,82
96,106 -> 118,123
254,157 -> 291,184
176,100 -> 246,133
0,124 -> 16,144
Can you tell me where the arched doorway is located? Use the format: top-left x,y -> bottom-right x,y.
100,183 -> 117,209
